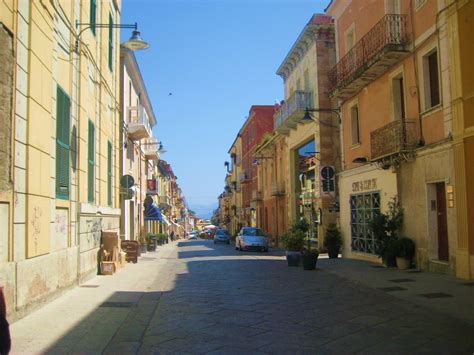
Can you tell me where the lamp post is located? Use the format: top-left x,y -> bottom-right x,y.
303,107 -> 341,125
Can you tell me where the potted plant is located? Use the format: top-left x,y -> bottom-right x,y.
281,220 -> 306,267
394,237 -> 415,270
138,228 -> 148,254
370,198 -> 403,267
325,223 -> 342,259
147,233 -> 157,251
301,219 -> 319,271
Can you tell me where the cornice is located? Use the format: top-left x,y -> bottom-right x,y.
276,15 -> 335,81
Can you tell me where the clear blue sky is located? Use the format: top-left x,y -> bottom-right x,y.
121,0 -> 327,219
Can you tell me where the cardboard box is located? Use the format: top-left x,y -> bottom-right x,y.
100,261 -> 115,275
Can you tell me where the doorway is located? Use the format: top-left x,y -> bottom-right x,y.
427,182 -> 449,261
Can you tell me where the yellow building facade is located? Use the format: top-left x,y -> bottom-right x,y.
447,0 -> 474,279
0,0 -> 123,315
226,134 -> 243,236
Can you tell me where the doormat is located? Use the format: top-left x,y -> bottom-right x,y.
377,286 -> 408,292
389,278 -> 416,283
418,293 -> 453,299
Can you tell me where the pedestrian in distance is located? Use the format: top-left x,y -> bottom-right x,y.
170,231 -> 175,242
0,278 -> 11,355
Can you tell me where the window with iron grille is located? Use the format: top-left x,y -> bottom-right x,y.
56,86 -> 70,200
350,192 -> 381,254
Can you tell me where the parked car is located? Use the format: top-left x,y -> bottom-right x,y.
188,231 -> 198,240
214,229 -> 230,244
235,227 -> 268,252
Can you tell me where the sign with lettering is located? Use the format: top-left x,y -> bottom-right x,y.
352,178 -> 378,193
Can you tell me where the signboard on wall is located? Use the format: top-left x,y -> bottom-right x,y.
147,179 -> 158,195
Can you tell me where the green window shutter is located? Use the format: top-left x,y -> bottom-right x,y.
88,120 -> 95,203
56,86 -> 70,200
90,0 -> 96,36
108,13 -> 113,71
107,141 -> 112,206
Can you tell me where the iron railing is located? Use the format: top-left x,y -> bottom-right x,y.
128,106 -> 151,133
274,91 -> 313,130
328,14 -> 408,94
370,119 -> 418,160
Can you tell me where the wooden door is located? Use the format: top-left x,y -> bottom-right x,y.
436,183 -> 449,261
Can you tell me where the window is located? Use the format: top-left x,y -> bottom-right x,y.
56,86 -> 71,200
392,74 -> 405,120
88,120 -> 95,202
350,105 -> 360,145
107,141 -> 112,206
108,13 -> 113,71
350,192 -> 381,254
423,50 -> 440,109
89,0 -> 96,35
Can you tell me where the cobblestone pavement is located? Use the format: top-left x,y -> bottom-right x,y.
11,240 -> 474,354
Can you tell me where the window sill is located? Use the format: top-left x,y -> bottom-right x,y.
421,103 -> 443,117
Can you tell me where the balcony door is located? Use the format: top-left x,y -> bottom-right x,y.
392,74 -> 405,121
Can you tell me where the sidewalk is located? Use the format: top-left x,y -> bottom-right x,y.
317,256 -> 474,326
10,241 -> 179,354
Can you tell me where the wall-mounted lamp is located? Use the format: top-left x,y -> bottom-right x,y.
303,107 -> 341,126
74,21 -> 149,53
352,156 -> 368,164
224,161 -> 230,172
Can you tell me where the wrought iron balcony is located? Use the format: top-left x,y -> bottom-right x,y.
274,91 -> 313,135
270,181 -> 285,197
370,119 -> 418,161
329,14 -> 409,99
127,105 -> 151,140
143,137 -> 159,160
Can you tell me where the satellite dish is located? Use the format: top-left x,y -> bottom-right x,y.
120,175 -> 135,188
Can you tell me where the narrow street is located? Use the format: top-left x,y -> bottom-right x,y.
11,241 -> 474,354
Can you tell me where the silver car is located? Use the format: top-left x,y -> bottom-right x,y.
235,227 -> 268,252
214,229 -> 230,244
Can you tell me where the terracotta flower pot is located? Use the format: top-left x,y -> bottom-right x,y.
396,256 -> 411,270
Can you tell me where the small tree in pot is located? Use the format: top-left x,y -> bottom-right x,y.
325,223 -> 342,258
394,237 -> 415,270
281,221 -> 306,267
301,219 -> 319,270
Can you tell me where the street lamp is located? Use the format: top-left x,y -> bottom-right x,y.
74,21 -> 149,53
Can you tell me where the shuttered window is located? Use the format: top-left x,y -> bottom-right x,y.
88,120 -> 95,203
56,86 -> 70,200
107,141 -> 112,206
108,13 -> 113,71
89,0 -> 96,35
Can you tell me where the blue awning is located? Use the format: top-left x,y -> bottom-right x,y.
144,203 -> 163,221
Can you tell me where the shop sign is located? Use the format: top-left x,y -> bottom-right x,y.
352,178 -> 377,193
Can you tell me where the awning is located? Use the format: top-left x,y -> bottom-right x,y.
161,214 -> 171,226
144,203 -> 163,221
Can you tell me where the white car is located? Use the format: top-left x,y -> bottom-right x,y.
235,227 -> 268,252
188,232 -> 198,240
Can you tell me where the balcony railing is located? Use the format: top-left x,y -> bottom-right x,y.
370,119 -> 418,161
127,106 -> 151,140
329,14 -> 409,99
274,91 -> 313,134
143,137 -> 159,160
270,181 -> 285,197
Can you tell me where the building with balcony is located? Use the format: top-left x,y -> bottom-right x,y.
240,106 -> 275,227
119,47 -> 158,241
0,0 -> 123,317
275,13 -> 339,247
225,133 -> 243,236
327,0 -> 460,275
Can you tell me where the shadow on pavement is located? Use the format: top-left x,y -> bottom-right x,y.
41,241 -> 474,354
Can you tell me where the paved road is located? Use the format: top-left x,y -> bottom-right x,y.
11,240 -> 474,354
